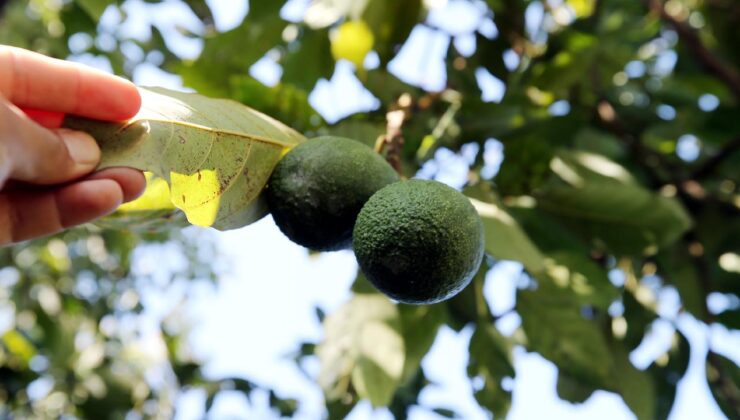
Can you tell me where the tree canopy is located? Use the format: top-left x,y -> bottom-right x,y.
0,0 -> 738,418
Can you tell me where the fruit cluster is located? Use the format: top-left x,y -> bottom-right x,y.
266,136 -> 484,304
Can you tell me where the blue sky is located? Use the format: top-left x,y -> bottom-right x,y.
60,0 -> 740,418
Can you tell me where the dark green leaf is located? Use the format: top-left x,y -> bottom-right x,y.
465,182 -> 546,273
362,0 -> 423,64
536,251 -> 619,310
557,371 -> 596,404
74,0 -> 110,21
650,331 -> 690,420
717,310 -> 740,330
467,324 -> 515,417
317,295 -> 404,407
517,285 -> 614,388
282,28 -> 334,91
706,352 -> 740,419
537,150 -> 693,254
178,1 -> 287,96
398,304 -> 446,384
610,342 -> 656,420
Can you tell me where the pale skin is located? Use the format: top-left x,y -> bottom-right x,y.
0,46 -> 146,246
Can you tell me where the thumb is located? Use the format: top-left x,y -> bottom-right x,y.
1,97 -> 100,185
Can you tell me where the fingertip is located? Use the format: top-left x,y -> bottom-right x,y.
115,83 -> 142,121
88,168 -> 146,202
74,72 -> 142,122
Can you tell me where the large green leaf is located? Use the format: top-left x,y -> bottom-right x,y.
65,87 -> 305,230
517,285 -> 614,389
467,324 -> 515,417
537,251 -> 619,310
317,295 -> 405,408
611,342 -> 656,420
464,184 -> 546,274
230,75 -> 320,133
398,304 -> 446,384
536,150 -> 692,254
470,198 -> 546,274
556,371 -> 596,404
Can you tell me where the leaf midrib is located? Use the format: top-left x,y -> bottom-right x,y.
140,117 -> 297,149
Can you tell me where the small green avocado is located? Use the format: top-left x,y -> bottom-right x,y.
353,179 -> 484,304
266,136 -> 399,251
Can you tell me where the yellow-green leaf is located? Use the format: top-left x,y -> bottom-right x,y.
2,330 -> 36,366
118,172 -> 175,213
65,87 -> 306,230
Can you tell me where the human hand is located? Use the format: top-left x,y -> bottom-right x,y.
0,46 -> 146,245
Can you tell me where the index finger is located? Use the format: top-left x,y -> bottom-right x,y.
0,46 -> 141,121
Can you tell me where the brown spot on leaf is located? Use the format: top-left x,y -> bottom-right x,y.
182,194 -> 186,203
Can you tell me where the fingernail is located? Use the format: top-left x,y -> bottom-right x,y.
62,129 -> 100,166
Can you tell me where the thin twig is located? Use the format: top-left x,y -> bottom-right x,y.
644,0 -> 740,99
382,109 -> 406,174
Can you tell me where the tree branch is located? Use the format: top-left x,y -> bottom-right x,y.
645,0 -> 740,100
691,135 -> 740,179
593,99 -> 681,187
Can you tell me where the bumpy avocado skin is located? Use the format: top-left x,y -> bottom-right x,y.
266,136 -> 399,251
353,179 -> 485,304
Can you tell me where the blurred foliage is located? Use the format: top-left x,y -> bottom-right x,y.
1,0 -> 739,418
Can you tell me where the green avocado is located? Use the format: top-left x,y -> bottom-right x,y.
266,136 -> 399,251
353,179 -> 485,304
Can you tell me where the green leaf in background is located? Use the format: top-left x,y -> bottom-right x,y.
317,295 -> 405,408
178,1 -> 287,96
470,197 -> 546,273
517,284 -> 614,389
650,331 -> 690,420
656,247 -> 706,318
611,342 -> 657,420
465,182 -> 545,273
362,0 -> 423,64
536,150 -> 693,254
706,352 -> 740,419
65,87 -> 305,230
467,324 -> 515,417
74,0 -> 110,21
557,371 -> 596,404
282,28 -> 334,91
717,310 -> 740,331
537,251 -> 619,310
398,304 -> 446,384
230,75 -> 320,133
4,0 -> 740,417
324,120 -> 386,149
622,291 -> 659,351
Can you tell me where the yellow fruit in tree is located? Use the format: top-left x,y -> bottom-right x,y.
331,20 -> 374,68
